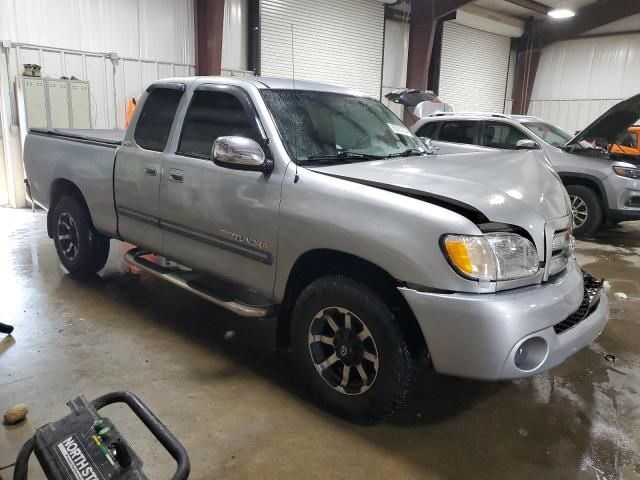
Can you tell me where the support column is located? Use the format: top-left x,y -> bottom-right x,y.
406,0 -> 472,91
196,0 -> 225,76
510,48 -> 540,115
406,0 -> 436,91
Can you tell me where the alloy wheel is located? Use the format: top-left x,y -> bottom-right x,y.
57,213 -> 79,261
570,194 -> 588,229
307,306 -> 379,395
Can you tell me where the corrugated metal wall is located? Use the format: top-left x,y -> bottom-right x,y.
0,0 -> 195,130
529,33 -> 640,133
259,0 -> 385,98
439,22 -> 511,112
0,0 -> 194,64
0,0 -> 195,207
6,44 -> 195,130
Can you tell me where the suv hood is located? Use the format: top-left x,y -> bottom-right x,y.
565,92 -> 640,148
309,150 -> 570,245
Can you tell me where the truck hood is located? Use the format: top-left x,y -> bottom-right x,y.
565,92 -> 640,148
308,149 -> 570,237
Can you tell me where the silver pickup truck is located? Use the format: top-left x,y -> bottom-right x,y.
24,76 -> 608,422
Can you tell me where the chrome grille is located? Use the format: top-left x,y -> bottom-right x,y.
554,273 -> 603,334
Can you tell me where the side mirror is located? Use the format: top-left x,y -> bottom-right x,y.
212,136 -> 273,172
516,139 -> 539,150
420,137 -> 435,154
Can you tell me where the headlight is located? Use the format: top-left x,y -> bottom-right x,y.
443,233 -> 540,281
613,166 -> 640,179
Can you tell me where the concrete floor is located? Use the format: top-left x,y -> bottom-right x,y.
1,207 -> 639,480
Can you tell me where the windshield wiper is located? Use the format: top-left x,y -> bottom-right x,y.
386,148 -> 425,158
305,151 -> 387,164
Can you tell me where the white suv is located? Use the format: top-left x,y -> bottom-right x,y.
410,97 -> 640,237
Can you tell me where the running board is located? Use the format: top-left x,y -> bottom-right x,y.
124,248 -> 277,318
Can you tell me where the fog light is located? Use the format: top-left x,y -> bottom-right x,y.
514,337 -> 548,371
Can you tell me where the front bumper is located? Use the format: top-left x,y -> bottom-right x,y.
400,260 -> 609,380
605,172 -> 640,219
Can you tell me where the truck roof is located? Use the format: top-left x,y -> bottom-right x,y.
147,76 -> 369,97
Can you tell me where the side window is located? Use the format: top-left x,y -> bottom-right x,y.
438,121 -> 479,145
178,90 -> 258,157
616,131 -> 638,149
134,88 -> 183,152
483,121 -> 530,149
416,121 -> 439,139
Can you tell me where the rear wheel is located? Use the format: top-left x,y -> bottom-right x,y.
291,275 -> 424,423
566,185 -> 602,237
52,196 -> 110,276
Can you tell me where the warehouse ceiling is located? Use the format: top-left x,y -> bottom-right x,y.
472,0 -> 599,19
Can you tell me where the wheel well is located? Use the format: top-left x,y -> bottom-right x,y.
47,179 -> 91,238
559,175 -> 606,207
276,249 -> 426,353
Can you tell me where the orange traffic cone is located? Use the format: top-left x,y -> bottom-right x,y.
125,97 -> 137,128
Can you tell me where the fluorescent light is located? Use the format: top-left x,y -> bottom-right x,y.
548,8 -> 575,19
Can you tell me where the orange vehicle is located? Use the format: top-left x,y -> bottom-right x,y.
610,125 -> 640,158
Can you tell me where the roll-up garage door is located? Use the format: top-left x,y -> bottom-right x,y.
438,22 -> 510,112
260,0 -> 385,99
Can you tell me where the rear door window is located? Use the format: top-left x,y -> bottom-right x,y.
415,121 -> 439,139
134,87 -> 184,152
178,89 -> 259,158
482,121 -> 531,149
437,121 -> 479,145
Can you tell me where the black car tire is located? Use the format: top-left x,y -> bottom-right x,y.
52,196 -> 110,276
291,275 -> 424,423
566,185 -> 603,237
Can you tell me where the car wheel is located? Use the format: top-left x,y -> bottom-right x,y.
291,275 -> 424,423
566,185 -> 602,237
52,196 -> 110,276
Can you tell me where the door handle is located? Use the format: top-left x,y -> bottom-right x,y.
144,164 -> 158,176
169,169 -> 184,183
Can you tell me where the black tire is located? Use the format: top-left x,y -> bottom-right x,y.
52,196 -> 110,276
566,185 -> 603,237
290,275 -> 424,423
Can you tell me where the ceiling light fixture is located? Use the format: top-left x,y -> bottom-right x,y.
548,8 -> 576,19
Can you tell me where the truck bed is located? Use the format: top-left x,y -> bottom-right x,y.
30,128 -> 125,146
24,128 -> 123,238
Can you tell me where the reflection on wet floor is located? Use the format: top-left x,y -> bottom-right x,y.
1,208 -> 639,480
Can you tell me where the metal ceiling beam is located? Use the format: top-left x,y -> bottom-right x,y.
504,0 -> 550,16
433,0 -> 475,18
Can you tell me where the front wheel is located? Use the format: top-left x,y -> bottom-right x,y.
290,275 -> 424,423
52,196 -> 110,276
566,185 -> 603,237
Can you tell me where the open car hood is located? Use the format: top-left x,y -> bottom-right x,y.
565,92 -> 640,148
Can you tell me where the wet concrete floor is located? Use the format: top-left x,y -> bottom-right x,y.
1,207 -> 639,479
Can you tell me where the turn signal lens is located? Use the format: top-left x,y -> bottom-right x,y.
444,240 -> 473,274
443,235 -> 496,280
